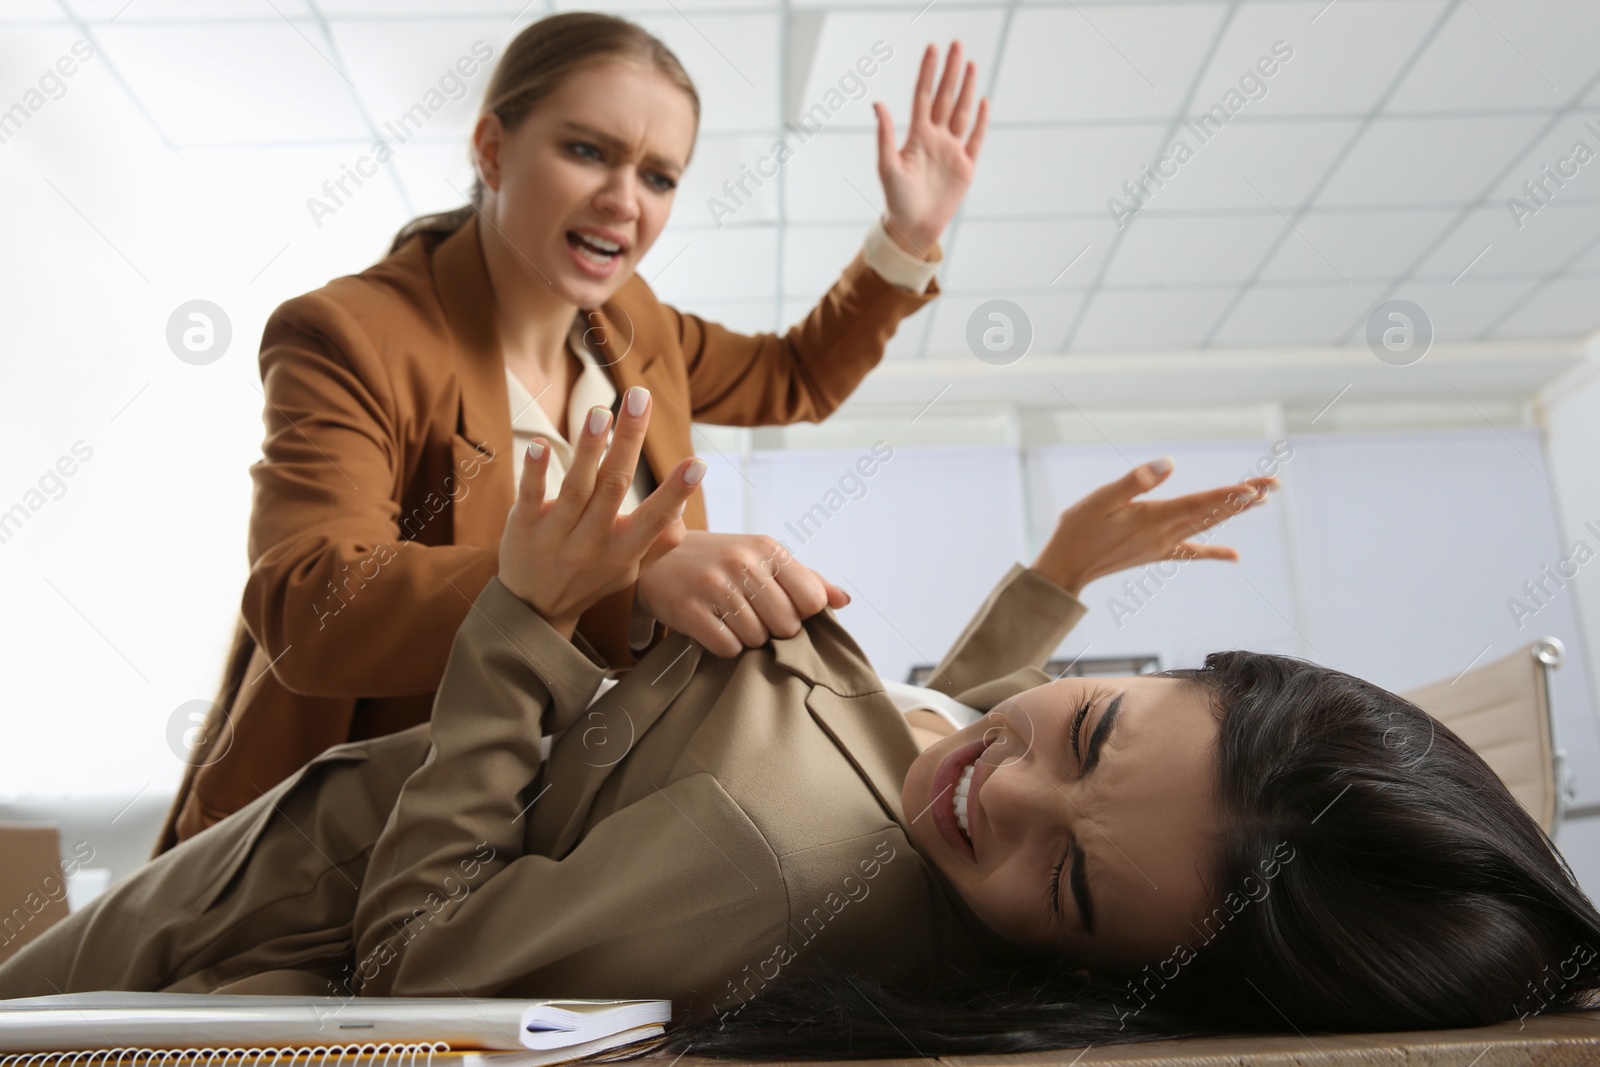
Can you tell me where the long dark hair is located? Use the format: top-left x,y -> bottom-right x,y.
595,650 -> 1600,1059
386,12 -> 699,256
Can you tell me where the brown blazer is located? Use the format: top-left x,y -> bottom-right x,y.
157,214 -> 939,854
0,564 -> 1087,1018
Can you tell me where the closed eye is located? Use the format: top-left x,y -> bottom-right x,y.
1070,697 -> 1092,766
1046,851 -> 1067,919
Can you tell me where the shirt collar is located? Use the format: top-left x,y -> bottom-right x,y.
505,313 -> 620,445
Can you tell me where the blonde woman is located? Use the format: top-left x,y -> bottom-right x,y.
158,11 -> 989,852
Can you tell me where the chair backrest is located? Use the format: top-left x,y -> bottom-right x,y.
0,823 -> 70,965
1400,641 -> 1562,833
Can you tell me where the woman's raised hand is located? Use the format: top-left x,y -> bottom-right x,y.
874,41 -> 989,258
1031,458 -> 1280,598
497,386 -> 705,638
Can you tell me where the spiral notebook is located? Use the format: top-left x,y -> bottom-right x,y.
0,993 -> 670,1067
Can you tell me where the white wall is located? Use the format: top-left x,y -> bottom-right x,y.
744,443 -> 1029,685
1543,358 -> 1600,758
1283,429 -> 1599,793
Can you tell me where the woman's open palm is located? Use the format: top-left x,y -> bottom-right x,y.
1031,459 -> 1279,597
497,387 -> 704,636
875,41 -> 989,256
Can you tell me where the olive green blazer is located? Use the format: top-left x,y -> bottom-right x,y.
0,564 -> 1087,1020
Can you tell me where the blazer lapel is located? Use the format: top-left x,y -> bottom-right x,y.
432,214 -> 515,549
802,687 -> 921,831
588,298 -> 707,532
766,613 -> 922,834
534,631 -> 704,859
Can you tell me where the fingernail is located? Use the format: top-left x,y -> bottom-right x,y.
1150,456 -> 1173,475
526,441 -> 545,462
588,406 -> 610,436
625,386 -> 649,418
684,458 -> 708,486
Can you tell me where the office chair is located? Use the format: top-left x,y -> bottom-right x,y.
1401,638 -> 1573,838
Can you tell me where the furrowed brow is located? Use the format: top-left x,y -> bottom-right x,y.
1069,689 -> 1124,935
561,121 -> 683,174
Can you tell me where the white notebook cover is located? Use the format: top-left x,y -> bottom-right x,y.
0,993 -> 671,1055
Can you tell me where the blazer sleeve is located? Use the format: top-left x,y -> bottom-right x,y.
240,290 -> 499,698
351,577 -> 783,998
923,564 -> 1089,700
666,250 -> 938,427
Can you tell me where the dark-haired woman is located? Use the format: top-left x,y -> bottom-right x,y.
158,10 -> 994,853
8,399 -> 1598,1057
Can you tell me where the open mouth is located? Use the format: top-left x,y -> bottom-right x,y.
566,230 -> 625,266
930,736 -> 989,860
953,760 -> 978,844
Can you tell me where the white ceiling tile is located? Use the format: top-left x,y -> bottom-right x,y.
993,4 -> 1230,123
556,0 -> 778,11
324,0 -> 525,13
66,0 -> 311,17
1102,215 -> 1286,286
1144,119 -> 1362,213
961,125 -> 1168,219
0,27 -> 146,154
1187,1 -> 1447,117
920,292 -> 1086,357
1486,112 -> 1600,201
779,130 -> 879,223
15,1 -> 1599,373
94,22 -> 372,144
674,133 -> 783,228
1258,208 -> 1457,283
7,0 -> 76,20
327,21 -> 503,146
626,12 -> 778,133
1069,288 -> 1237,351
1316,115 -> 1548,206
1389,277 -> 1539,340
1388,0 -> 1600,113
384,138 -> 477,216
1491,276 -> 1600,338
636,224 -> 775,301
1567,236 -> 1600,273
8,137 -> 412,324
1210,283 -> 1389,345
791,0 -> 1001,6
174,144 -> 415,281
1413,202 -> 1600,278
941,220 -> 1109,292
782,225 -> 871,298
795,8 -> 1004,133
